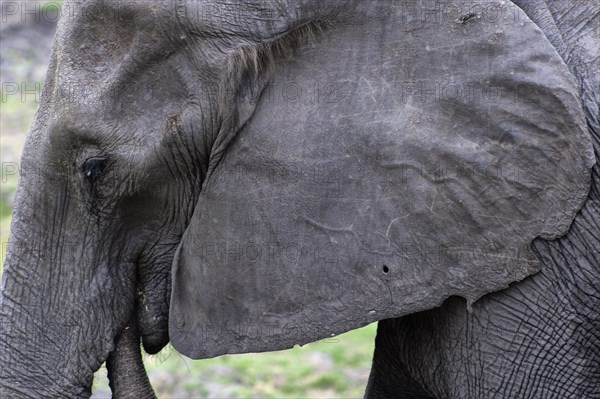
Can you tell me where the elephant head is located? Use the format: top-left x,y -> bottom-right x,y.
0,0 -> 595,397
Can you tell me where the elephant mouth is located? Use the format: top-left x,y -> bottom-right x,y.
133,254 -> 172,356
141,330 -> 169,355
136,300 -> 170,355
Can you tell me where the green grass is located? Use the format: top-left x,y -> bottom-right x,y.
92,324 -> 376,398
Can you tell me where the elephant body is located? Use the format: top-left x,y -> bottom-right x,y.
368,1 -> 600,397
0,0 -> 598,398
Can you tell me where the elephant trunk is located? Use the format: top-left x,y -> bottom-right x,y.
107,314 -> 156,399
0,157 -> 139,396
0,237 -> 93,397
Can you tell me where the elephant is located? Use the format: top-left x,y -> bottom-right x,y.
0,0 -> 598,397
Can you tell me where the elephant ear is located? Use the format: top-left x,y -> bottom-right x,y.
170,1 -> 594,358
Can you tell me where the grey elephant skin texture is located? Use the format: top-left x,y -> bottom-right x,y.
0,0 -> 598,398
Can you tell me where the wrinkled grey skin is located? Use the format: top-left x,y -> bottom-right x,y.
366,1 -> 600,398
0,0 -> 597,398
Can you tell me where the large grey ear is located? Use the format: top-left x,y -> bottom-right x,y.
170,1 -> 594,359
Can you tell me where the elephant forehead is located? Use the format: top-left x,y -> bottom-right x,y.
51,3 -> 181,102
36,9 -> 200,148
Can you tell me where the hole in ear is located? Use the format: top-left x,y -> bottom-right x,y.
458,12 -> 478,24
382,265 -> 389,274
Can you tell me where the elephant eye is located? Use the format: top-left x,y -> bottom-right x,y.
82,158 -> 106,181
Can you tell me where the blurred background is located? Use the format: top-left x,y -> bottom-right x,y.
0,1 -> 376,397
